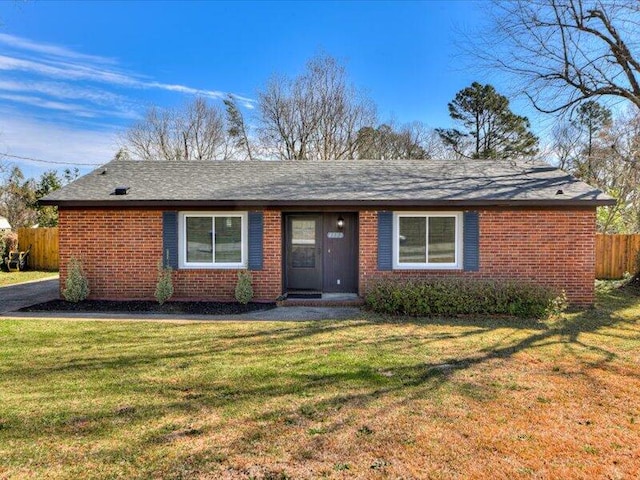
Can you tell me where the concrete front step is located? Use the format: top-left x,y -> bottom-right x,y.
278,292 -> 364,308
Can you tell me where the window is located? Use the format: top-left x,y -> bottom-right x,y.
394,212 -> 462,269
290,219 -> 316,268
180,212 -> 247,268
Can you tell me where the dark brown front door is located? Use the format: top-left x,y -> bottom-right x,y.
285,213 -> 358,294
285,215 -> 322,291
322,213 -> 357,293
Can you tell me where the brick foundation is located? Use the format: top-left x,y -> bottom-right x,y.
59,206 -> 596,305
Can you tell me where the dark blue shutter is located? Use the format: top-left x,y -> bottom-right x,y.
463,211 -> 480,272
248,212 -> 264,271
377,211 -> 393,271
162,211 -> 178,269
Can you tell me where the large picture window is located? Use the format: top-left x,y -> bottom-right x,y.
395,212 -> 461,269
180,212 -> 246,268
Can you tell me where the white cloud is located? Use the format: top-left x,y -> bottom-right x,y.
0,33 -> 118,65
0,34 -> 256,108
0,33 -> 255,173
147,82 -> 255,108
0,54 -> 142,86
0,93 -> 98,117
0,53 -> 256,107
0,80 -> 141,118
0,111 -> 118,169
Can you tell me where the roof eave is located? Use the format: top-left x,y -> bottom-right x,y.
40,198 -> 617,208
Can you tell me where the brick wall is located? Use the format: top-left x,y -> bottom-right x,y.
358,208 -> 596,306
59,206 -> 596,305
58,208 -> 282,301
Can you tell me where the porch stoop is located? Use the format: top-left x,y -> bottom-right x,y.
278,293 -> 364,307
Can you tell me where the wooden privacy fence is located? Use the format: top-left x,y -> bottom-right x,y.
17,227 -> 59,271
596,234 -> 640,280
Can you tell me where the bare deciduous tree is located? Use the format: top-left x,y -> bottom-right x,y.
552,106 -> 640,232
551,121 -> 582,171
123,97 -> 228,161
356,121 -> 448,160
474,0 -> 640,113
257,54 -> 376,160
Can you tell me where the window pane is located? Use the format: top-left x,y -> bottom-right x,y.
215,216 -> 242,263
291,220 -> 315,245
291,219 -> 315,268
428,217 -> 456,263
291,246 -> 315,268
186,217 -> 212,263
399,217 -> 426,263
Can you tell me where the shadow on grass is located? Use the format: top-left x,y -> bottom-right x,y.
1,286 -> 639,475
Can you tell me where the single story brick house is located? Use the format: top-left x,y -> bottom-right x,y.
41,159 -> 613,306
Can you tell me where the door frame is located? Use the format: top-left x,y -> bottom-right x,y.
321,212 -> 358,293
284,214 -> 323,292
282,211 -> 359,294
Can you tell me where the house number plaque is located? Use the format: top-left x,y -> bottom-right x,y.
327,232 -> 344,239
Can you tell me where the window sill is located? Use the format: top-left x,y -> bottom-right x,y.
392,266 -> 463,271
179,264 -> 247,270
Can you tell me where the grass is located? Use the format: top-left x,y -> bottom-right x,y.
0,270 -> 58,287
1,284 -> 639,479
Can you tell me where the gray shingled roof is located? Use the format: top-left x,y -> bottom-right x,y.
41,158 -> 614,207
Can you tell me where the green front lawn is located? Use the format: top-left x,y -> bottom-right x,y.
0,270 -> 58,287
1,285 -> 639,479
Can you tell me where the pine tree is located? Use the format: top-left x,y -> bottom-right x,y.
437,82 -> 538,159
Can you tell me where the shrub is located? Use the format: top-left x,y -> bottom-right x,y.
547,290 -> 568,318
154,261 -> 174,305
62,257 -> 90,303
0,234 -> 5,268
235,270 -> 254,304
1,231 -> 18,259
365,277 -> 567,319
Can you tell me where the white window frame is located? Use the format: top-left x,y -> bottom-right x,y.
179,211 -> 248,269
393,212 -> 463,270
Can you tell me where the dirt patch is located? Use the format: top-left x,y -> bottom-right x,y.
19,299 -> 276,315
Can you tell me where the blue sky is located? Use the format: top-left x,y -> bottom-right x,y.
0,0 -> 529,179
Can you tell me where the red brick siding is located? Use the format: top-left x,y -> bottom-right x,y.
59,208 -> 282,301
59,209 -> 162,299
59,207 -> 596,305
358,208 -> 596,306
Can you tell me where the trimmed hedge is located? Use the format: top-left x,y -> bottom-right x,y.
365,277 -> 567,319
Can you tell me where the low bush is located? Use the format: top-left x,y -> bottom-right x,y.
62,257 -> 90,303
235,270 -> 254,304
1,231 -> 18,259
365,277 -> 566,319
154,261 -> 174,305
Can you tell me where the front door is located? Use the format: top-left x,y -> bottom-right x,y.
285,215 -> 322,291
322,213 -> 358,293
285,213 -> 358,294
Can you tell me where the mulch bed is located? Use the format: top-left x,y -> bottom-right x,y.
19,299 -> 276,315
